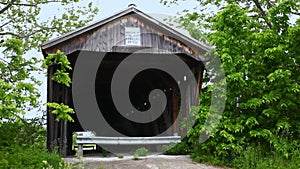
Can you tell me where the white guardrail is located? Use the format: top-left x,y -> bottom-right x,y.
75,132 -> 181,157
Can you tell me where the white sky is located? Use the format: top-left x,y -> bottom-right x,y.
26,0 -> 198,118
94,0 -> 197,19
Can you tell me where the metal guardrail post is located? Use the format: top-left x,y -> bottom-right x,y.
78,144 -> 83,157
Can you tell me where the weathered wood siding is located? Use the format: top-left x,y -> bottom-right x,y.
43,15 -> 204,59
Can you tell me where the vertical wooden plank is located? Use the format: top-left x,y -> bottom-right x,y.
120,21 -> 125,46
50,65 -> 62,154
195,63 -> 204,104
181,78 -> 187,134
103,27 -> 108,51
112,24 -> 117,48
100,29 -> 105,51
140,26 -> 145,46
158,35 -> 164,54
59,120 -> 64,156
92,31 -> 97,51
47,65 -> 54,152
115,23 -> 120,46
108,25 -> 112,50
62,86 -> 68,157
172,87 -> 178,136
153,34 -> 159,53
143,26 -> 151,47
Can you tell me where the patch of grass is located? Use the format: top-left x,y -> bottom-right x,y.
232,147 -> 300,169
102,149 -> 110,157
191,145 -> 300,169
131,147 -> 148,160
131,147 -> 148,157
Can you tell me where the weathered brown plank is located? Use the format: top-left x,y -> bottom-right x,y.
43,15 -> 206,61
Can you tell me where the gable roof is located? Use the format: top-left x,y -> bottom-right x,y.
41,4 -> 211,61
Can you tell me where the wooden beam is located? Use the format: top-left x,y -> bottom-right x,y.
62,87 -> 68,157
46,65 -> 54,152
195,63 -> 204,104
172,87 -> 178,136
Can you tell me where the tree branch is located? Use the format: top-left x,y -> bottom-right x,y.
0,2 -> 36,7
0,58 -> 14,80
44,0 -> 64,3
266,0 -> 275,9
0,32 -> 22,38
252,0 -> 273,29
0,27 -> 56,40
0,57 -> 10,64
22,30 -> 44,39
0,0 -> 16,14
0,0 -> 64,7
291,11 -> 300,16
0,20 -> 13,29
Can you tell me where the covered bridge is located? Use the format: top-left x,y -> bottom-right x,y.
41,4 -> 210,156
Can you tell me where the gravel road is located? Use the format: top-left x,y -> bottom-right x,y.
64,155 -> 226,169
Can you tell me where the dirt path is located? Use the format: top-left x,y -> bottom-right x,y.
64,155 -> 225,169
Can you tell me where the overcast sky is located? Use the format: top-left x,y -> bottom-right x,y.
94,0 -> 197,19
26,0 -> 198,119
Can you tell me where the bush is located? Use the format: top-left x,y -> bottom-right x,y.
0,120 -> 66,169
0,119 -> 46,149
163,141 -> 191,155
0,147 -> 63,169
191,144 -> 300,169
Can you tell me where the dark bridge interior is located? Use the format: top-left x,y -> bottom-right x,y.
49,51 -> 202,156
94,52 -> 181,137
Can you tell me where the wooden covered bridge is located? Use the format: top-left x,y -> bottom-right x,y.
41,4 -> 209,156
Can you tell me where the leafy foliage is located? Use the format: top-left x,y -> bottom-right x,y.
0,120 -> 64,169
163,0 -> 300,168
0,0 -> 98,122
0,0 -> 99,50
42,49 -> 75,122
47,102 -> 75,122
0,38 -> 40,121
42,50 -> 72,87
0,0 -> 98,168
163,141 -> 191,155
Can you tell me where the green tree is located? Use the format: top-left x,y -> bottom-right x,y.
162,0 -> 300,167
0,0 -> 98,122
0,1 -> 98,168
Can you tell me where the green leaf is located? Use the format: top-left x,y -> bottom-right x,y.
47,103 -> 75,122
